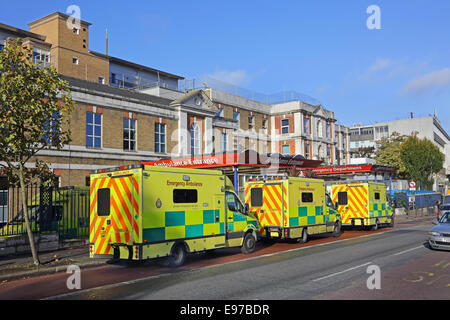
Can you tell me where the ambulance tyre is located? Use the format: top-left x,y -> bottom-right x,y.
371,220 -> 379,231
168,243 -> 187,268
333,221 -> 342,237
389,216 -> 395,228
300,229 -> 308,244
241,232 -> 256,254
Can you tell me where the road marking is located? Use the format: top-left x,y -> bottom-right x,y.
392,246 -> 423,256
313,262 -> 373,282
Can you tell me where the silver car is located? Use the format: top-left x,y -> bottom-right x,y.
428,211 -> 450,251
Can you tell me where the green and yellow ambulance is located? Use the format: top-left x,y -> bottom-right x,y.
89,165 -> 259,267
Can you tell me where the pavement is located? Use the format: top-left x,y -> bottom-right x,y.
0,213 -> 437,285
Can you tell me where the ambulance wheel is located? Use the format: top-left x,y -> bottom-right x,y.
371,220 -> 379,231
333,221 -> 342,237
389,216 -> 395,228
241,232 -> 256,254
168,243 -> 187,268
299,229 -> 308,244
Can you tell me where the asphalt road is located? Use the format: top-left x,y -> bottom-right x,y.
52,220 -> 450,300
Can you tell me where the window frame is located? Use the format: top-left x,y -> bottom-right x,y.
190,122 -> 200,156
281,118 -> 290,134
86,111 -> 102,149
155,122 -> 166,153
123,117 -> 137,151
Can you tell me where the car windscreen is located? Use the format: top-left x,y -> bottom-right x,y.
440,213 -> 450,223
440,205 -> 450,211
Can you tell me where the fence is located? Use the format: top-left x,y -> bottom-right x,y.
0,185 -> 90,240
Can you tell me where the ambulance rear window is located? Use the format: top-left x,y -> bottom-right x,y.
375,192 -> 380,200
251,188 -> 263,207
338,192 -> 348,205
173,189 -> 198,204
97,188 -> 110,217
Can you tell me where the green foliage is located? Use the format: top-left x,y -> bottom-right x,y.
0,38 -> 74,187
400,136 -> 444,190
375,132 -> 408,178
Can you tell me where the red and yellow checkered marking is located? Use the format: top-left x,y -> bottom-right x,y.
90,174 -> 141,255
332,185 -> 368,224
245,183 -> 287,235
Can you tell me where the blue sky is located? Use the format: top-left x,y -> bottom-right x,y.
2,0 -> 450,132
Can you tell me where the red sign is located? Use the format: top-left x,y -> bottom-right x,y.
304,164 -> 397,175
409,181 -> 416,188
143,151 -> 322,169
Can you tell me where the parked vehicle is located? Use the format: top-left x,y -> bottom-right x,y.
89,165 -> 259,267
244,177 -> 341,243
331,182 -> 394,230
0,186 -> 90,239
428,212 -> 450,251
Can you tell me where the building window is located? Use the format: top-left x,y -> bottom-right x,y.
248,116 -> 255,129
123,118 -> 136,151
72,57 -> 79,65
304,116 -> 310,134
305,142 -> 310,159
216,108 -> 223,118
220,133 -> 227,152
234,136 -> 241,152
73,27 -> 79,35
281,119 -> 290,134
86,112 -> 102,148
233,111 -> 240,125
190,122 -> 200,156
98,77 -> 105,84
43,112 -> 60,144
326,123 -> 331,138
262,118 -> 268,130
155,122 -> 166,153
281,144 -> 290,155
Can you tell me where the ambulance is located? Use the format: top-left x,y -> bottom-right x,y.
331,182 -> 394,230
89,164 -> 259,267
244,177 -> 342,243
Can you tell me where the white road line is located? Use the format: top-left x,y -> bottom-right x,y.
392,245 -> 423,256
312,262 -> 373,282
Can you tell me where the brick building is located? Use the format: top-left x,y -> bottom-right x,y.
0,12 -> 351,188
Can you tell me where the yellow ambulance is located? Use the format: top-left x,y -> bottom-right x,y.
244,177 -> 342,243
89,165 -> 259,267
331,182 -> 394,230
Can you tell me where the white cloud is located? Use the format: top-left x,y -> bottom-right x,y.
402,68 -> 450,95
369,58 -> 393,73
204,69 -> 248,86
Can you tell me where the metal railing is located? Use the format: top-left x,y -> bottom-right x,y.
0,185 -> 90,240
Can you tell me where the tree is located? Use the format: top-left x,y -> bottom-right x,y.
375,132 -> 408,178
0,39 -> 74,266
400,136 -> 444,190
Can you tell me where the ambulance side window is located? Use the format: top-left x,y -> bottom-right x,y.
226,192 -> 244,213
97,188 -> 110,217
251,188 -> 263,207
338,192 -> 348,206
173,189 -> 198,204
374,193 -> 380,200
325,194 -> 334,208
302,192 -> 313,203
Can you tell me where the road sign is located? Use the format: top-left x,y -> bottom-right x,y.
409,181 -> 416,189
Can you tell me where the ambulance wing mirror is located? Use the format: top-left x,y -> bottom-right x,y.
244,203 -> 250,214
334,202 -> 339,210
